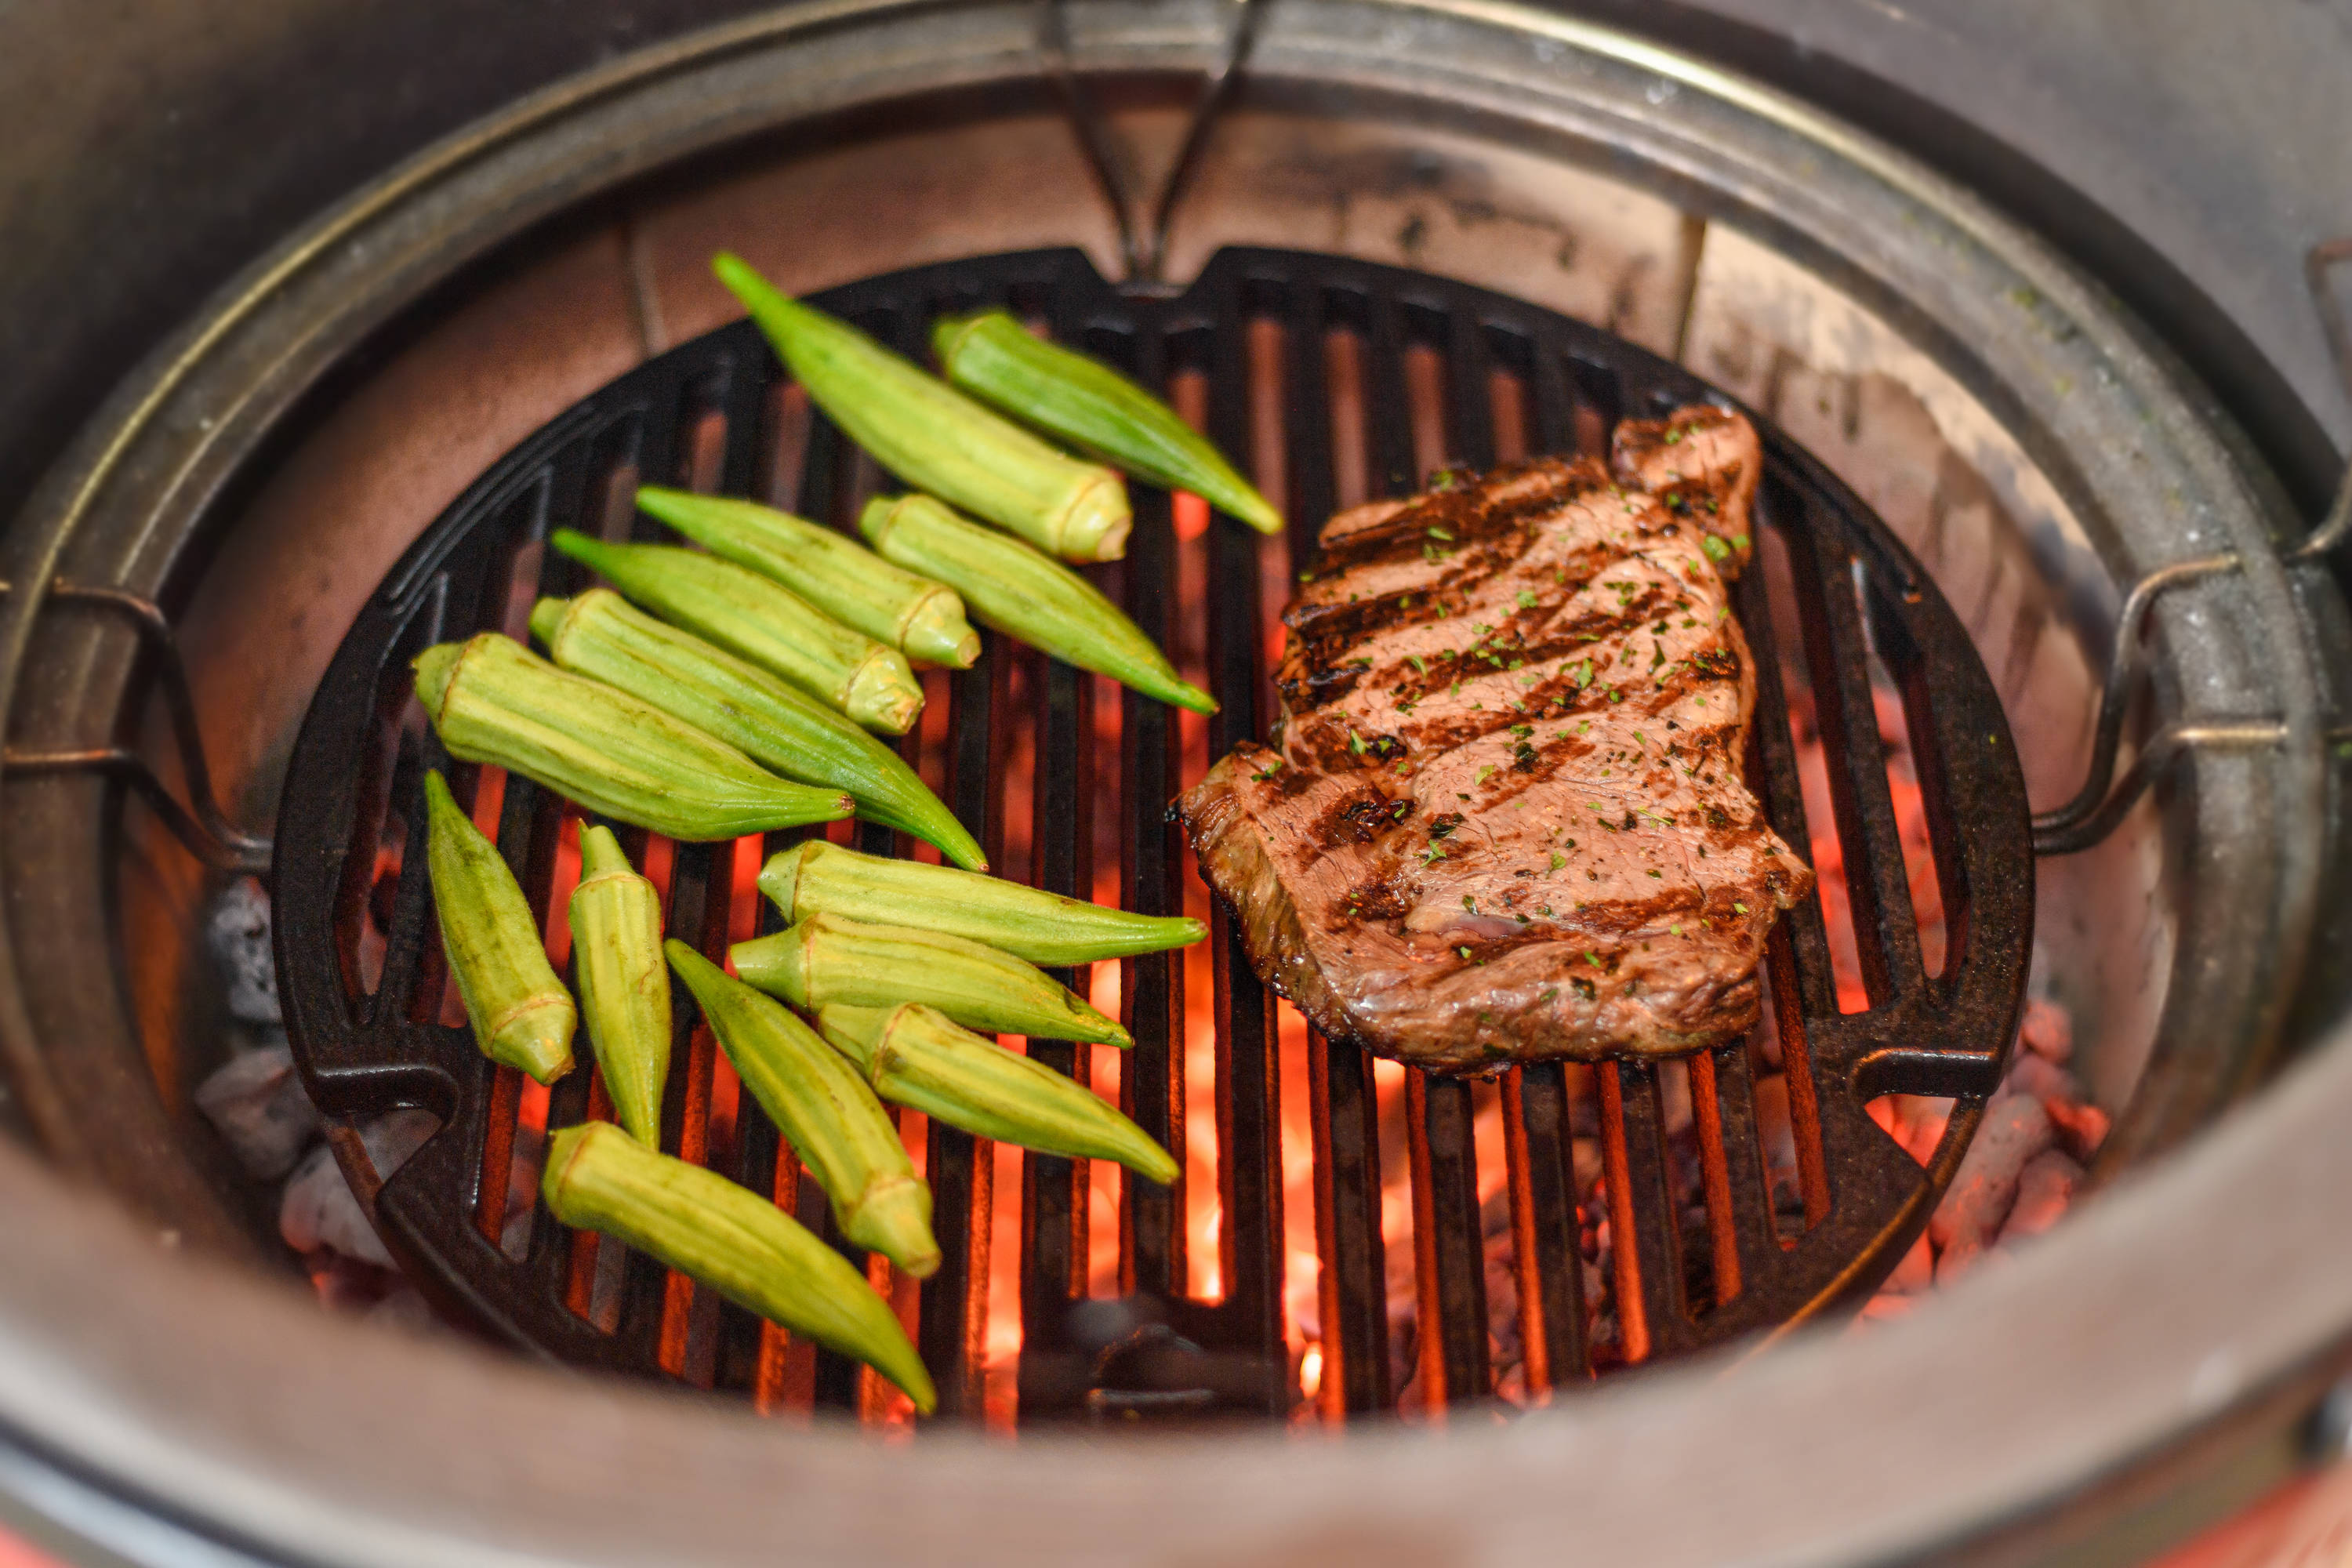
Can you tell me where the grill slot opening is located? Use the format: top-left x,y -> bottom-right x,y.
274,245 -> 2031,1428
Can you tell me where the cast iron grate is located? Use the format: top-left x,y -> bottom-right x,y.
274,246 -> 2032,1424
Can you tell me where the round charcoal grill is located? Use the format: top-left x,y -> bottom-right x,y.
2,0 -> 2347,1560
274,244 -> 2031,1418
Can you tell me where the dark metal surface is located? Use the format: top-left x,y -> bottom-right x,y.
273,244 -> 2031,1416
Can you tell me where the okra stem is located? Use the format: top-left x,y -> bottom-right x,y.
859,495 -> 1215,714
549,528 -> 923,735
636,486 -> 981,668
818,1004 -> 1178,1183
414,634 -> 853,841
713,252 -> 1132,563
935,308 -> 1282,535
567,826 -> 670,1146
423,770 -> 575,1083
530,590 -> 983,870
666,941 -> 941,1279
731,913 -> 1131,1048
543,1121 -> 934,1411
760,839 -> 1200,964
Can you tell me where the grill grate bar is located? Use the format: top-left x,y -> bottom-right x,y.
1778,484 -> 1929,1007
276,246 -> 2031,1426
1504,1062 -> 1587,1386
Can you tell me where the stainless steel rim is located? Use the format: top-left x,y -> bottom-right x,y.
0,0 -> 2341,1559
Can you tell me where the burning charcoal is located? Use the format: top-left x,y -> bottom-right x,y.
2018,997 -> 2072,1062
1930,1095 -> 2053,1286
1998,1149 -> 2083,1245
193,1041 -> 318,1178
207,877 -> 280,1025
2045,1098 -> 2111,1163
279,1107 -> 441,1269
2001,1050 -> 2078,1105
283,1144 -> 392,1268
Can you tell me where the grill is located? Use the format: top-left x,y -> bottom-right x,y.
274,244 -> 2032,1422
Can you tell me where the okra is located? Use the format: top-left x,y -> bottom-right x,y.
422,769 -> 575,1083
935,308 -> 1282,535
760,839 -> 1200,965
543,1121 -> 934,1411
413,633 -> 852,841
549,528 -> 923,735
567,826 -> 669,1147
732,913 -> 1131,1048
859,495 -> 1215,715
713,252 -> 1132,563
819,1004 -> 1178,1184
666,941 -> 940,1279
530,590 -> 983,870
636,486 -> 980,669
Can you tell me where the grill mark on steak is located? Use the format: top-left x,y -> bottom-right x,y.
1181,405 -> 1813,1072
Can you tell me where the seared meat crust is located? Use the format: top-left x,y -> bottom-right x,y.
1179,405 -> 1813,1072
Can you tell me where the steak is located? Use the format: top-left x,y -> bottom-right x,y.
1178,405 -> 1813,1072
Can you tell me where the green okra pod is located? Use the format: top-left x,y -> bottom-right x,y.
413,633 -> 853,841
636,486 -> 980,669
819,1004 -> 1178,1184
422,769 -> 575,1083
543,1120 -> 934,1411
713,252 -> 1132,563
567,825 -> 669,1146
530,590 -> 983,871
760,839 -> 1200,965
858,494 -> 1215,715
732,912 -> 1131,1048
666,941 -> 940,1279
549,528 -> 923,735
935,308 -> 1282,536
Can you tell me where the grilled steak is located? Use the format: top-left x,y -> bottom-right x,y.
1178,405 -> 1813,1072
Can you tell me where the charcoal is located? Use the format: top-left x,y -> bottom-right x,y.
207,877 -> 280,1025
2045,1098 -> 2110,1163
282,1144 -> 391,1267
193,1040 -> 317,1178
278,1107 -> 441,1268
1998,1149 -> 2083,1245
1930,1095 -> 2053,1285
2001,1051 -> 2078,1104
2017,997 -> 2072,1062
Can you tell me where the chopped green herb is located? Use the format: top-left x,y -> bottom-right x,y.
1475,764 -> 1497,782
1516,589 -> 1538,609
1427,525 -> 1454,541
1647,869 -> 1663,879
1702,534 -> 1731,562
1733,901 -> 1749,914
1457,946 -> 1473,960
1461,895 -> 1477,912
1407,654 -> 1428,673
1548,851 -> 1566,870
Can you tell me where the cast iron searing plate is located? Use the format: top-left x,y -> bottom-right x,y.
274,248 -> 2031,1420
